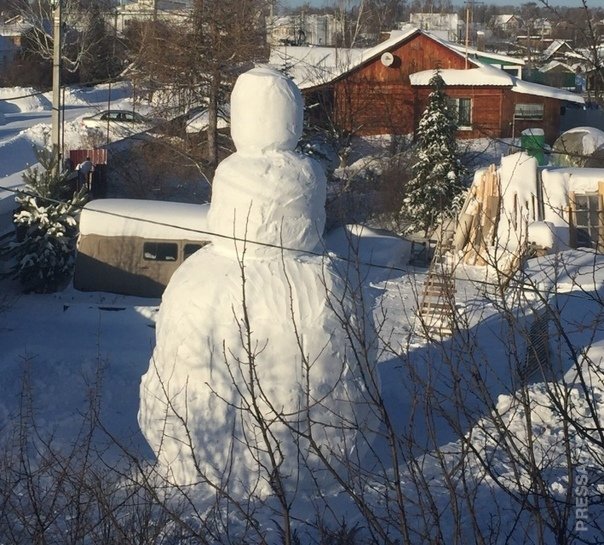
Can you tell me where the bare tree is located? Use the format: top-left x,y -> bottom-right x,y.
127,0 -> 268,172
538,0 -> 603,105
14,0 -> 120,81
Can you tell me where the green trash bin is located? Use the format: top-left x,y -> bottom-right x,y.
521,128 -> 546,165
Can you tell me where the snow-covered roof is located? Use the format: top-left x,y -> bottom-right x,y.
271,29 -> 527,91
269,46 -> 365,89
493,14 -> 519,26
446,42 -> 525,66
79,199 -> 210,239
268,16 -> 295,27
270,28 -> 421,89
542,39 -> 572,60
512,77 -> 584,103
409,65 -> 514,86
540,60 -> 575,73
409,63 -> 584,104
0,16 -> 31,36
544,166 -> 604,195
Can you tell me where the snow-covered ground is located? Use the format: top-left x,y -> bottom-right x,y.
0,82 -> 603,543
0,83 -> 144,233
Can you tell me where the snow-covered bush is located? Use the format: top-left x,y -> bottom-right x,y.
401,73 -> 466,235
6,149 -> 87,293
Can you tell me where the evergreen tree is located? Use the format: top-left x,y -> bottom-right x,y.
5,149 -> 87,293
401,73 -> 466,235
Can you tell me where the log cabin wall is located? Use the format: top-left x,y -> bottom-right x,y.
412,86 -> 507,140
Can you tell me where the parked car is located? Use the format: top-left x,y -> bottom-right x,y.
80,109 -> 153,134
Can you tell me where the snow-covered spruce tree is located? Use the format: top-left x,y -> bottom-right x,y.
7,149 -> 87,293
401,72 -> 466,235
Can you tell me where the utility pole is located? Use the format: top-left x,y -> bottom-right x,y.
51,0 -> 62,171
464,0 -> 471,69
463,0 -> 482,69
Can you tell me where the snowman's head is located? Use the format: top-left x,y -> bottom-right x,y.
230,67 -> 303,154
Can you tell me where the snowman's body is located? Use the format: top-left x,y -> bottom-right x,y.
138,68 -> 375,494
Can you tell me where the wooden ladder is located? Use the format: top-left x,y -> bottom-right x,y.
418,232 -> 456,338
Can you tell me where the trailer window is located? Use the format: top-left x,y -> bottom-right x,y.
143,242 -> 178,261
183,243 -> 203,260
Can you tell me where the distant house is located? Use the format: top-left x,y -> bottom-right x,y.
407,13 -> 460,42
446,42 -> 525,77
0,35 -> 17,73
542,39 -> 575,62
267,14 -> 343,47
271,29 -> 584,144
492,14 -> 523,34
115,0 -> 191,34
531,18 -> 553,37
267,16 -> 299,46
538,60 -> 577,90
0,15 -> 29,72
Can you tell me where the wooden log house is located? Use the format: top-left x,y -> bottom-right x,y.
287,28 -> 585,144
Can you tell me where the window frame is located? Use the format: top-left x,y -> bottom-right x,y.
572,192 -> 603,250
514,103 -> 545,121
143,241 -> 178,262
448,97 -> 472,130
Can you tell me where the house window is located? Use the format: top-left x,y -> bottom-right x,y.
514,103 -> 544,120
143,242 -> 178,261
448,98 -> 472,129
571,192 -> 603,250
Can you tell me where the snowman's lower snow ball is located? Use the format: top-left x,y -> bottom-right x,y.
138,67 -> 378,496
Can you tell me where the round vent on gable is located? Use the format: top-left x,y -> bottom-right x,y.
381,52 -> 395,67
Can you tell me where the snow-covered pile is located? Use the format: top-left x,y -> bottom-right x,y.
0,87 -> 50,113
79,199 -> 210,239
63,82 -> 133,107
139,68 -> 378,494
185,105 -> 229,133
325,223 -> 411,268
497,152 -> 539,251
552,126 -> 604,167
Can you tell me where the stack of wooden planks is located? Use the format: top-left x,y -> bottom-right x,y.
453,164 -> 501,266
452,163 -> 537,284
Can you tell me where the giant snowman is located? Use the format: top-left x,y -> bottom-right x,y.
139,67 -> 376,495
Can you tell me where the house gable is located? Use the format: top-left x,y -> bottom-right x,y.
344,31 -> 475,84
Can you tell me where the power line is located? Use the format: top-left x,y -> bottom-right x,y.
0,182 -> 409,275
1,181 -> 603,302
